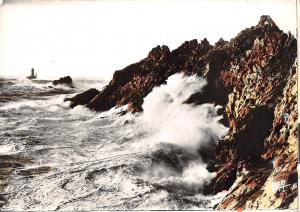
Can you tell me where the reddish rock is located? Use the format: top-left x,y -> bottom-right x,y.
86,38 -> 212,112
66,15 -> 298,209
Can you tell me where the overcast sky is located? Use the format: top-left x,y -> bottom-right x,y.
0,0 -> 297,80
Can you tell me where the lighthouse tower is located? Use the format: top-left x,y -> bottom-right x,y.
26,68 -> 37,79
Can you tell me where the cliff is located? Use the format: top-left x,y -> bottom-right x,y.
67,15 -> 297,209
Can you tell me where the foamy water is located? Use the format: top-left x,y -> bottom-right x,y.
0,75 -> 227,210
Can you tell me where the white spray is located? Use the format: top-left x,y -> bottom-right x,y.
140,73 -> 228,193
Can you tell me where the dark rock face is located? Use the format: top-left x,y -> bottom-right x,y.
67,15 -> 297,209
235,106 -> 274,160
53,76 -> 74,88
86,39 -> 212,112
65,88 -> 99,108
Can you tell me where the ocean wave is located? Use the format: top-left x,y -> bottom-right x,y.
1,73 -> 227,210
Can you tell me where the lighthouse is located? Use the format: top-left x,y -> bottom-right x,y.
26,68 -> 37,79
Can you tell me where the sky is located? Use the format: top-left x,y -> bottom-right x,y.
0,0 -> 297,80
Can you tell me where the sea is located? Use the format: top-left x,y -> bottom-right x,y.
0,74 -> 228,210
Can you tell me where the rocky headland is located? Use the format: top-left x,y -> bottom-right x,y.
67,16 -> 298,209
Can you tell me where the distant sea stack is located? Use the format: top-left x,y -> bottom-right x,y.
53,76 -> 74,88
67,15 -> 297,209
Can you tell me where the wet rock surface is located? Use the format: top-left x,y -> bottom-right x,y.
53,76 -> 74,88
67,15 -> 297,209
65,88 -> 99,108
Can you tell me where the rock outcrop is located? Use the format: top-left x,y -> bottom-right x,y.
87,40 -> 212,112
53,76 -> 74,88
67,15 -> 297,209
216,61 -> 298,209
65,88 -> 99,108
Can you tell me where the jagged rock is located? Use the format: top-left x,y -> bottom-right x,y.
148,45 -> 170,61
215,38 -> 228,47
214,19 -> 297,209
86,38 -> 212,112
53,76 -> 74,88
257,15 -> 279,29
65,88 -> 99,108
66,16 -> 297,209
